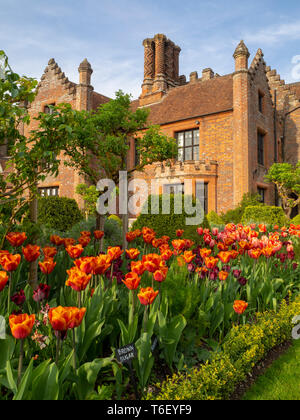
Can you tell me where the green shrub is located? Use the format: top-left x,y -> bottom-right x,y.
291,214 -> 300,226
149,298 -> 300,400
104,217 -> 122,247
242,205 -> 288,226
221,193 -> 263,225
207,211 -> 224,227
38,196 -> 83,232
131,194 -> 210,242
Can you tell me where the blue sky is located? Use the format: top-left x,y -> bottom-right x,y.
1,0 -> 300,99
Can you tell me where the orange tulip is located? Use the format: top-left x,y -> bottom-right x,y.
49,306 -> 86,332
122,272 -> 141,290
131,260 -> 146,276
43,247 -> 57,259
63,238 -> 76,248
94,230 -> 104,240
248,249 -> 262,259
93,255 -> 111,275
204,257 -> 219,269
9,313 -> 35,340
161,249 -> 173,261
1,253 -> 21,272
233,300 -> 248,315
66,267 -> 92,292
200,248 -> 212,259
182,251 -> 196,264
0,271 -> 9,291
22,244 -> 41,263
107,247 -> 123,262
126,232 -> 137,243
176,230 -> 184,238
126,248 -> 140,260
143,233 -> 156,244
219,271 -> 229,281
6,232 -> 27,248
66,244 -> 84,259
142,254 -> 162,273
75,257 -> 96,275
39,258 -> 56,275
138,287 -> 159,306
78,236 -> 91,248
172,239 -> 186,253
153,266 -> 168,282
218,251 -> 232,264
50,235 -> 64,246
80,231 -> 91,237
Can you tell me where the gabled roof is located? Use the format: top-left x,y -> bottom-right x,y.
132,74 -> 233,125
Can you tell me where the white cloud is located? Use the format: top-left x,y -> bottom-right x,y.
244,20 -> 300,46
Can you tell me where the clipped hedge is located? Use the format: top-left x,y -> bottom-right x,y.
207,211 -> 224,226
149,297 -> 300,400
131,194 -> 210,242
38,196 -> 83,232
292,214 -> 300,226
242,205 -> 288,227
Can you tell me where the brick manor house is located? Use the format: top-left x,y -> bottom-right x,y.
1,34 -> 300,216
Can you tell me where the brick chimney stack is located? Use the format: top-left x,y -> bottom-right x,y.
142,39 -> 155,95
77,58 -> 94,110
233,40 -> 250,71
140,34 -> 182,105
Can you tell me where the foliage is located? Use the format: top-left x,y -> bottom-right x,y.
76,184 -> 99,218
131,194 -> 210,242
265,162 -> 300,218
242,205 -> 288,226
149,298 -> 300,400
221,193 -> 263,225
207,211 -> 224,227
38,196 -> 83,232
292,214 -> 300,226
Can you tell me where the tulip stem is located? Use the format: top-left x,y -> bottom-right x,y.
55,333 -> 61,366
78,292 -> 81,308
8,272 -> 12,314
72,329 -> 77,372
17,339 -> 24,387
143,306 -> 148,333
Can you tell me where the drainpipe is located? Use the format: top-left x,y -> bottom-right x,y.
281,105 -> 300,161
273,90 -> 279,206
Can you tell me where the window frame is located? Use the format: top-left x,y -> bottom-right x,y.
258,91 -> 264,114
196,181 -> 209,214
163,183 -> 184,195
39,187 -> 59,197
257,131 -> 265,166
175,129 -> 199,162
257,187 -> 266,204
44,103 -> 56,115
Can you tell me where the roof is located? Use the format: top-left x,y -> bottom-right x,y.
92,91 -> 111,109
131,74 -> 234,125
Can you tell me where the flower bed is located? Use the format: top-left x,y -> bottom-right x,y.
148,297 -> 300,400
0,223 -> 300,400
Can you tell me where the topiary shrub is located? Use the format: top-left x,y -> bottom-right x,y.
242,205 -> 288,227
207,211 -> 224,227
38,196 -> 83,232
221,193 -> 263,225
131,194 -> 210,242
292,214 -> 300,226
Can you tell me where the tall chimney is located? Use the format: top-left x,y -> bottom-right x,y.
153,34 -> 167,92
142,38 -> 155,95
